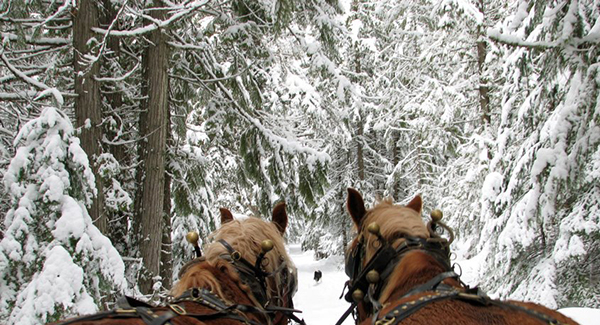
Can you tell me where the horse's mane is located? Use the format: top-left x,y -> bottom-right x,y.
172,217 -> 295,307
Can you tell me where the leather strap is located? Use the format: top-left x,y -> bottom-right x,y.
400,271 -> 458,298
373,289 -> 565,325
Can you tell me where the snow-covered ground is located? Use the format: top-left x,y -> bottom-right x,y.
288,244 -> 353,325
288,244 -> 600,325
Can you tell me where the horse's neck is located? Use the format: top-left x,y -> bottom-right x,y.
379,250 -> 457,304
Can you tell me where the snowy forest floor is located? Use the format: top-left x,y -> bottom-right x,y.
287,244 -> 599,325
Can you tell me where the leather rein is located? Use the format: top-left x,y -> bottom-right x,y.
216,239 -> 305,325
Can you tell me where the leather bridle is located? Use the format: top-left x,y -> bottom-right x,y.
337,219 -> 566,325
336,222 -> 454,325
217,239 -> 297,307
175,238 -> 303,325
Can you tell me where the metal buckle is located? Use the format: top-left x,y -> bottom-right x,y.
375,317 -> 396,325
169,304 -> 186,315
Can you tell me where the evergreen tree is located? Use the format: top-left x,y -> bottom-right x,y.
0,107 -> 127,324
441,0 -> 600,308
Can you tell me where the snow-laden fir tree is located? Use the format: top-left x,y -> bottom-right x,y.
0,107 -> 127,324
440,0 -> 600,308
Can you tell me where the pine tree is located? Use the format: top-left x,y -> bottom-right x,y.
0,107 -> 127,324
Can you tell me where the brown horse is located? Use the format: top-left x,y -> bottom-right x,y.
338,188 -> 578,325
53,202 -> 302,325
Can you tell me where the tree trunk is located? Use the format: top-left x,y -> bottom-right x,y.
477,0 -> 490,125
356,123 -> 365,181
73,0 -> 106,233
135,2 -> 170,294
391,131 -> 401,200
99,0 -> 130,250
160,110 -> 173,289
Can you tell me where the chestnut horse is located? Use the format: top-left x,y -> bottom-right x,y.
54,202 -> 303,325
337,188 -> 578,325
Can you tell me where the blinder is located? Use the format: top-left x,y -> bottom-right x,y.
345,237 -> 363,279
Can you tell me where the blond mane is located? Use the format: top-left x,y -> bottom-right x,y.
172,216 -> 296,307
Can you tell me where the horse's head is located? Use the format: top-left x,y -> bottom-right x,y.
346,188 -> 429,264
343,188 -> 453,322
173,202 -> 297,317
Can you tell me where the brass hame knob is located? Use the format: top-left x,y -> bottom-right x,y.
430,209 -> 443,222
367,222 -> 380,236
352,289 -> 365,302
186,231 -> 199,245
366,270 -> 380,284
261,240 -> 274,253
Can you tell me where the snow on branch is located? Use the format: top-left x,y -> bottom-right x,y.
0,51 -> 64,106
95,63 -> 139,82
35,0 -> 73,28
203,58 -> 330,165
79,0 -> 128,75
487,29 -> 556,49
1,32 -> 70,45
91,0 -> 210,37
441,0 -> 483,25
0,91 -> 74,101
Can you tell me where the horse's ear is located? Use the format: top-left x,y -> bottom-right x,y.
220,208 -> 234,225
405,195 -> 422,213
272,202 -> 288,234
347,188 -> 366,227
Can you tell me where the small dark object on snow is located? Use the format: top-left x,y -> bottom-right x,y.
314,270 -> 322,283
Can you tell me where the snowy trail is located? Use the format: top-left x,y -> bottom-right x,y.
288,244 -> 354,325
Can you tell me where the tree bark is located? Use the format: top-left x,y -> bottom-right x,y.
99,0 -> 131,251
160,110 -> 173,289
73,0 -> 106,233
391,131 -> 401,200
134,2 -> 170,294
356,123 -> 365,181
477,0 -> 490,125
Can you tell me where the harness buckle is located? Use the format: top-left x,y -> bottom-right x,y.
375,317 -> 396,325
168,304 -> 187,315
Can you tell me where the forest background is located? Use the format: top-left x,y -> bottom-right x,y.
0,0 -> 598,323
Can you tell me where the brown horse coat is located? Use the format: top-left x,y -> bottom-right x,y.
367,251 -> 577,325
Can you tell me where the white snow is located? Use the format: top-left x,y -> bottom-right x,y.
559,308 -> 600,325
288,244 -> 354,324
